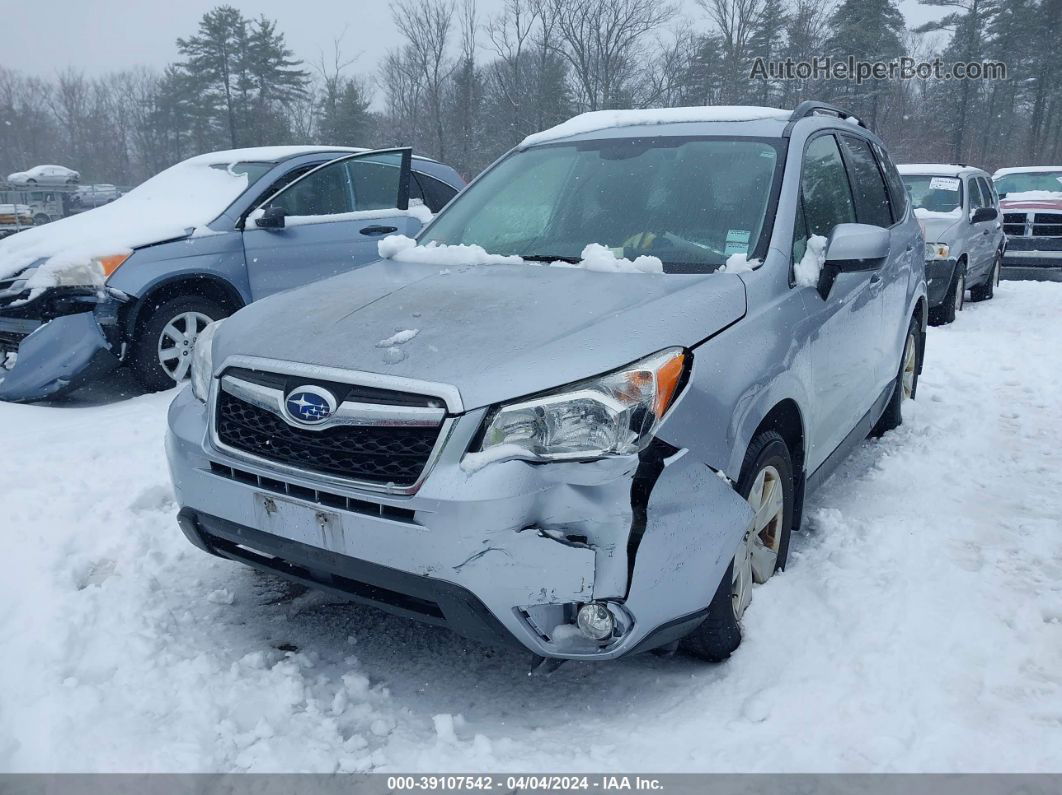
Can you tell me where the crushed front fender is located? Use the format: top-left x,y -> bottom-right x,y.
0,311 -> 120,402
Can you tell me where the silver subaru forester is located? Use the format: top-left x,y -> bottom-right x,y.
166,102 -> 927,665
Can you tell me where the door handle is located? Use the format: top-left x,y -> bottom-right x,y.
360,225 -> 398,236
870,273 -> 882,284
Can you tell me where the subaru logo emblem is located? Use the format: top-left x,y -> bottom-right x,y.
284,385 -> 337,425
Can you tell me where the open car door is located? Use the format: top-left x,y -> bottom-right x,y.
242,148 -> 420,299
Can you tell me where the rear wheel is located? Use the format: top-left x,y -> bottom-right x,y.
683,431 -> 794,662
970,254 -> 1000,302
130,296 -> 227,392
871,315 -> 920,437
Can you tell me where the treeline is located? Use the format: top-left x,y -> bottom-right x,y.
1,0 -> 1060,187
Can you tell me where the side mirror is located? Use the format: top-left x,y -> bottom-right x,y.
818,223 -> 890,298
970,207 -> 998,223
824,223 -> 890,270
255,205 -> 286,229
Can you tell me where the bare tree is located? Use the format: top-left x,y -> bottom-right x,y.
391,0 -> 458,159
547,0 -> 677,111
697,0 -> 765,103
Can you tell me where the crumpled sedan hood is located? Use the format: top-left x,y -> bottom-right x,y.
214,259 -> 747,411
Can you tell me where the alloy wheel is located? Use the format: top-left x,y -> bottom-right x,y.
993,260 -> 1001,287
732,464 -> 785,620
157,311 -> 212,382
901,333 -> 917,400
954,274 -> 965,314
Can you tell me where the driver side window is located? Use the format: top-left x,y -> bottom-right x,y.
268,160 -> 352,217
793,135 -> 856,269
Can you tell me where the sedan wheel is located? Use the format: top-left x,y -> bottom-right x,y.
157,311 -> 212,382
732,463 -> 786,620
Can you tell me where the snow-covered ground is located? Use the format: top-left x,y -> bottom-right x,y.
1,282 -> 1060,772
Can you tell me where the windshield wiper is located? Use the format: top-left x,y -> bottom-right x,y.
519,254 -> 581,264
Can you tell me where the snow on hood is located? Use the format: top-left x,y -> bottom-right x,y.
999,190 -> 1062,202
519,106 -> 791,148
914,207 -> 963,221
378,235 -> 664,273
0,146 -> 354,286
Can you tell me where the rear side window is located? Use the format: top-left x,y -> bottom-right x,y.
977,177 -> 997,207
838,135 -> 893,228
801,134 -> 857,238
413,172 -> 459,213
871,142 -> 908,222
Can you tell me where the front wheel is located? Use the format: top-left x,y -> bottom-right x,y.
682,431 -> 794,662
930,267 -> 964,325
970,254 -> 1000,302
130,296 -> 227,392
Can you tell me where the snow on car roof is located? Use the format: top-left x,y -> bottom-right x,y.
993,165 -> 1062,177
519,106 -> 792,148
897,163 -> 983,177
186,145 -> 366,165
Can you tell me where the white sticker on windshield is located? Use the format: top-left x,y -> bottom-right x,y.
725,229 -> 751,256
929,177 -> 960,191
1056,176 -> 1062,185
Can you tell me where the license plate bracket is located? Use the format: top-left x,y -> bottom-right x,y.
252,493 -> 344,552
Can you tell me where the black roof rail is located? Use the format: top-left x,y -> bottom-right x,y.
783,100 -> 866,136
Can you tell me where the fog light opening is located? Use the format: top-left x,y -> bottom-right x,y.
576,602 -> 615,641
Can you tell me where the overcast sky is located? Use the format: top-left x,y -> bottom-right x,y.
3,0 -> 948,84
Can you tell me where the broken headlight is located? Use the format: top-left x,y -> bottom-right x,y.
474,348 -> 688,463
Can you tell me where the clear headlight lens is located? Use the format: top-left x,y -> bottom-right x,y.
925,242 -> 950,260
190,319 -> 223,402
474,348 -> 688,463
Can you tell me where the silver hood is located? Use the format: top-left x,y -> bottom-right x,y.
918,215 -> 962,246
214,259 -> 747,411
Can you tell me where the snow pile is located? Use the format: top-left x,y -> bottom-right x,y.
720,253 -> 761,273
793,234 -> 828,287
379,237 -> 662,274
248,204 -> 433,229
1000,190 -> 1062,201
520,106 -> 791,148
376,329 -> 419,348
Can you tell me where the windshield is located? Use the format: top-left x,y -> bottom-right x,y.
994,171 -> 1062,196
902,175 -> 963,213
421,137 -> 783,273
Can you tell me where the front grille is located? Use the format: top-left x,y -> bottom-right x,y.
1003,212 -> 1028,236
208,461 -> 417,523
215,389 -> 441,487
1033,212 -> 1062,237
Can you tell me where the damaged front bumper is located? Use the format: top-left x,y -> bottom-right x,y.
0,284 -> 125,402
167,386 -> 753,660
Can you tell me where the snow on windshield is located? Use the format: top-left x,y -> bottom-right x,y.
379,236 -> 664,274
519,106 -> 791,148
0,149 -> 293,285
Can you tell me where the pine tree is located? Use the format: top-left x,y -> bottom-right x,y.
824,0 -> 906,127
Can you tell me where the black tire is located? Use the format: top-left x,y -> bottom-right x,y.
682,431 -> 794,662
970,253 -> 1000,302
929,265 -> 964,325
871,315 -> 921,437
130,295 -> 228,392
